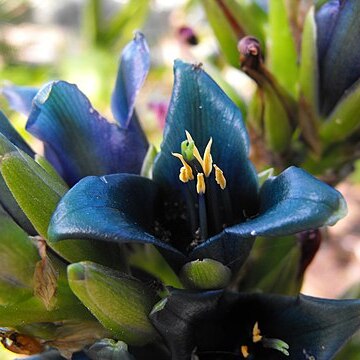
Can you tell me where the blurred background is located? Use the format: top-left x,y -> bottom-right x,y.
1,0 -> 360,358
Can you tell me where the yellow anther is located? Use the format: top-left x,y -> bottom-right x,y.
252,322 -> 262,343
214,164 -> 226,190
196,173 -> 206,194
203,138 -> 213,177
185,130 -> 203,166
241,345 -> 250,358
172,153 -> 194,182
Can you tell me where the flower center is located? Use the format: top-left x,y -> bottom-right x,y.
172,131 -> 228,243
240,322 -> 290,358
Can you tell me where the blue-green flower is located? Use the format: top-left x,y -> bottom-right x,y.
150,288 -> 360,360
0,33 -> 149,234
2,32 -> 149,187
316,0 -> 360,115
48,61 -> 346,273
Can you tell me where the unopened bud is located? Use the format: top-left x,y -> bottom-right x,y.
180,259 -> 231,290
238,36 -> 263,71
68,262 -> 159,346
178,26 -> 199,46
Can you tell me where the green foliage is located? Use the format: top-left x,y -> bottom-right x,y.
268,0 -> 298,97
68,262 -> 159,346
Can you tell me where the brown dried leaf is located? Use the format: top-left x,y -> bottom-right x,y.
33,242 -> 58,310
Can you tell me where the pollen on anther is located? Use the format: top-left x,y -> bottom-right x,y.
214,164 -> 226,190
252,322 -> 262,343
172,153 -> 194,182
196,173 -> 206,194
241,345 -> 250,358
203,138 -> 213,177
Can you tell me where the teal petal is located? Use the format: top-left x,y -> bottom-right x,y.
48,174 -> 186,268
189,230 -> 254,272
227,166 -> 347,238
150,289 -> 360,360
111,31 -> 150,128
26,81 -> 148,186
319,0 -> 360,114
2,84 -> 38,116
153,60 -> 259,218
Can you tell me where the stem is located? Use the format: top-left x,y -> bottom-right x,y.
222,188 -> 234,226
198,194 -> 208,241
216,0 -> 246,39
208,179 -> 223,234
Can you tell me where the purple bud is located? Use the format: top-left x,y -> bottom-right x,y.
177,26 -> 199,46
238,36 -> 263,71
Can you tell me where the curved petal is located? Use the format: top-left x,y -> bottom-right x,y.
153,60 -> 259,217
111,32 -> 150,128
26,81 -> 148,186
150,289 -> 223,360
189,230 -> 254,271
151,289 -> 360,360
48,174 -> 186,268
319,0 -> 360,115
315,0 -> 340,65
226,166 -> 347,238
1,84 -> 38,116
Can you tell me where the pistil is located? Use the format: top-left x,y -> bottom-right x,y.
173,131 -> 227,243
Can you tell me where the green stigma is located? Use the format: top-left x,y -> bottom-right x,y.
262,338 -> 290,356
181,139 -> 195,162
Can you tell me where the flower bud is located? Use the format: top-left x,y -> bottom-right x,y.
86,338 -> 135,360
177,26 -> 199,46
180,259 -> 231,289
238,36 -> 263,71
67,262 -> 159,346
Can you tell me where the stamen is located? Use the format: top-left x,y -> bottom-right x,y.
214,164 -> 226,190
252,322 -> 262,343
203,138 -> 213,177
172,153 -> 194,182
196,173 -> 206,194
241,345 -> 250,358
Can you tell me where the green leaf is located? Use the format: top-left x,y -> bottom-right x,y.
258,168 -> 274,187
180,259 -> 231,290
140,144 -> 158,179
68,262 -> 159,346
0,143 -> 127,268
129,244 -> 183,289
0,150 -> 67,238
102,0 -> 150,50
298,7 -> 321,154
299,6 -> 319,116
263,83 -> 293,152
81,0 -> 102,46
0,210 -> 40,305
237,235 -> 302,295
268,0 -> 298,97
320,78 -> 360,144
34,154 -> 68,188
201,0 -> 266,68
0,252 -> 93,327
201,0 -> 240,67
